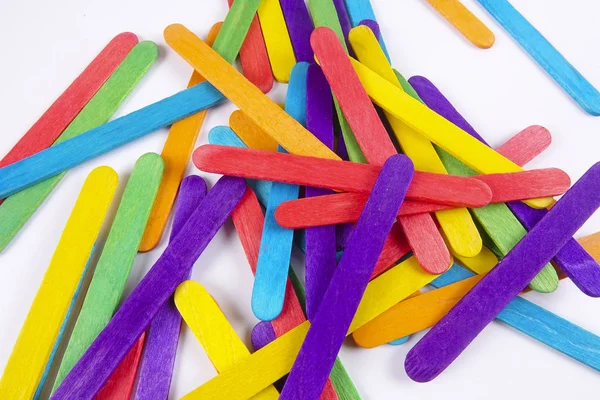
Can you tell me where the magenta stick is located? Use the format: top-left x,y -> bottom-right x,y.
51,176 -> 246,399
410,75 -> 600,297
134,175 -> 207,400
280,154 -> 414,399
405,162 -> 600,382
280,0 -> 315,62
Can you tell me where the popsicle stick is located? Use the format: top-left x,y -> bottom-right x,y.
342,0 -> 390,60
183,254 -> 438,400
175,281 -> 280,399
332,0 -> 354,50
348,24 -> 481,258
52,153 -> 164,391
0,41 -> 158,252
229,110 -> 279,152
405,162 -> 600,382
477,0 -> 600,115
51,177 -> 245,399
139,23 -> 220,251
0,167 -> 118,400
135,175 -> 207,400
165,24 -> 338,161
410,75 -> 559,293
305,64 -> 338,321
280,0 -> 314,62
228,0 -> 274,93
453,245 -> 499,275
257,0 -> 296,82
577,233 -> 600,261
495,125 -> 552,167
348,58 -> 552,208
253,63 -> 309,321
252,321 -> 277,351
193,145 -> 492,207
0,33 -> 137,178
427,0 -> 494,48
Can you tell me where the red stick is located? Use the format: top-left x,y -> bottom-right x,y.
496,125 -> 551,166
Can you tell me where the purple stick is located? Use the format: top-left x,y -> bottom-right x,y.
358,19 -> 380,40
251,321 -> 277,351
280,155 -> 414,399
410,75 -> 600,297
406,162 -> 600,382
332,0 -> 353,51
305,64 -> 338,321
134,176 -> 207,400
52,176 -> 246,400
280,0 -> 315,62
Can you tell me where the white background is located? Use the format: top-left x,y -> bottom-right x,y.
1,0 -> 600,398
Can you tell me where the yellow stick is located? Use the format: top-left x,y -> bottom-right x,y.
257,0 -> 296,82
453,245 -> 499,275
0,167 -> 118,400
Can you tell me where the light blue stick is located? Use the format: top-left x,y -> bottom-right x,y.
343,0 -> 390,61
252,63 -> 309,321
477,0 -> 600,116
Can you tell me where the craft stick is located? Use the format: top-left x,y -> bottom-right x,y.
0,42 -> 158,252
253,63 -> 309,321
139,23 -> 220,251
0,33 -> 137,179
51,177 -> 245,399
410,75 -> 559,293
348,58 -> 552,209
252,321 -> 278,352
477,0 -> 600,115
183,255 -> 438,400
0,167 -> 117,400
358,19 -> 380,39
305,64 -> 338,321
342,0 -> 390,60
280,0 -> 314,62
175,281 -> 280,398
426,0 -> 494,48
165,24 -> 338,161
194,145 -> 492,207
495,125 -> 552,166
228,0 -> 274,93
281,155 -> 414,399
332,0 -> 354,50
229,110 -> 279,152
257,0 -> 296,82
405,162 -> 600,382
578,233 -> 600,261
51,153 -> 163,391
348,24 -> 481,259
412,76 -> 598,296
453,245 -> 498,275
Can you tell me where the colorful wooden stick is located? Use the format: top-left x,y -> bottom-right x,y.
175,281 -> 280,398
193,145 -> 492,207
280,0 -> 314,62
139,23 -> 220,251
51,153 -> 163,391
164,23 -> 339,161
281,155 -> 414,399
332,0 -> 354,50
426,0 -> 495,48
410,75 -> 559,293
0,33 -> 137,177
135,175 -> 207,400
405,162 -> 600,382
253,63 -> 308,321
495,125 -> 552,166
51,176 -> 245,399
252,321 -> 278,351
477,0 -> 600,115
342,0 -> 390,60
0,167 -> 118,400
257,0 -> 297,82
228,0 -> 274,93
0,41 -> 158,252
229,110 -> 279,152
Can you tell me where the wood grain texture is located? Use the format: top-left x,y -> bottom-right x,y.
410,75 -> 560,293
477,0 -> 600,115
183,254 -> 438,400
342,0 -> 390,60
135,175 -> 207,400
0,33 -> 137,177
139,23 -> 220,251
426,0 -> 495,48
348,24 -> 480,259
474,168 -> 570,202
281,155 -> 414,399
257,0 -> 297,82
165,24 -> 339,161
405,162 -> 600,382
252,321 -> 277,351
496,125 -> 551,166
230,110 -> 279,152
308,0 -> 349,53
349,58 -> 552,208
0,167 -> 118,400
228,0 -> 274,93
281,0 -> 315,62
51,153 -> 163,391
51,176 -> 245,399
0,41 -> 158,252
175,281 -> 279,399
193,145 -> 492,207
